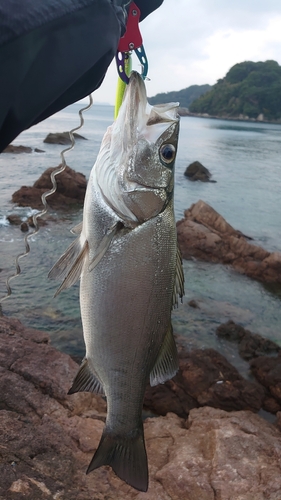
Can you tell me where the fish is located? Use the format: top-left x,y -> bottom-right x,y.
49,70 -> 184,492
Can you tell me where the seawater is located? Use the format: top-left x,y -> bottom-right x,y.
0,103 -> 281,376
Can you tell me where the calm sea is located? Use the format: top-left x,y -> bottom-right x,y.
0,103 -> 281,377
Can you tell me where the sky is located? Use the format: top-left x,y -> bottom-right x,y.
93,0 -> 281,104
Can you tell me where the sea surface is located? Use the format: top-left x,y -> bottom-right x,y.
1,103 -> 281,378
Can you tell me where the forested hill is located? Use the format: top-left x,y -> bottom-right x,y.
148,84 -> 212,109
189,60 -> 281,120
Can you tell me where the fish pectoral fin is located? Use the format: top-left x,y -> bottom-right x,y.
172,243 -> 185,308
88,221 -> 123,272
48,237 -> 89,297
87,425 -> 148,492
68,358 -> 104,395
150,323 -> 179,386
70,221 -> 83,234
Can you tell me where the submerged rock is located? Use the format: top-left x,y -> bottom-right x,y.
43,132 -> 87,145
184,161 -> 216,182
177,199 -> 281,283
1,316 -> 281,499
12,165 -> 87,209
216,320 -> 281,360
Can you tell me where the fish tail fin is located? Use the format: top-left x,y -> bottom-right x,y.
87,424 -> 148,492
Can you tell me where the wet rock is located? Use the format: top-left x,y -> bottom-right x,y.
2,144 -> 32,154
177,200 -> 281,283
184,161 -> 216,182
43,132 -> 87,145
188,299 -> 199,308
12,165 -> 87,209
34,148 -> 45,153
250,355 -> 281,406
20,222 -> 29,232
1,316 -> 281,499
144,348 -> 265,417
7,214 -> 22,225
216,320 -> 281,360
27,215 -> 48,227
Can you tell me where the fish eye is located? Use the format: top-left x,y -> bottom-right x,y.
159,144 -> 176,165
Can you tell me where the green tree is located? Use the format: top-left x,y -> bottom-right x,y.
189,60 -> 281,120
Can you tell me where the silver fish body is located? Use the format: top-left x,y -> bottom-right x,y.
49,71 -> 183,492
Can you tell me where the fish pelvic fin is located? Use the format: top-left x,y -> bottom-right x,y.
172,243 -> 185,308
150,322 -> 179,386
70,221 -> 83,235
68,358 -> 104,395
88,221 -> 123,272
48,236 -> 88,296
87,424 -> 148,492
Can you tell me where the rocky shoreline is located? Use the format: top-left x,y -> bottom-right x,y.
177,200 -> 281,284
1,315 -> 281,499
178,107 -> 281,125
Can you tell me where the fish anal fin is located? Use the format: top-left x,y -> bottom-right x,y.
150,323 -> 178,387
87,425 -> 148,492
173,243 -> 185,308
68,358 -> 104,395
88,221 -> 123,272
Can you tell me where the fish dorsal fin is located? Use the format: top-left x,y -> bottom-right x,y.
173,243 -> 185,308
48,236 -> 88,296
68,358 -> 104,395
71,221 -> 83,235
88,221 -> 123,272
150,323 -> 178,387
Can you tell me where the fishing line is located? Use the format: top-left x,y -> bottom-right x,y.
0,95 -> 93,303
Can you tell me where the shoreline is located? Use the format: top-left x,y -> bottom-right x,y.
178,107 -> 281,125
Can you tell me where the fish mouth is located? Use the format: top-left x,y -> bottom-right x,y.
119,71 -> 179,146
116,71 -> 147,148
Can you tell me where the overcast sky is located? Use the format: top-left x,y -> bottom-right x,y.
93,0 -> 281,104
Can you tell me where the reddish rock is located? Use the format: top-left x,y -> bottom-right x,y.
1,316 -> 281,499
177,200 -> 281,283
250,355 -> 281,405
144,348 -> 265,417
12,165 -> 87,209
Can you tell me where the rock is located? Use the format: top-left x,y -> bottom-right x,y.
20,222 -> 29,232
43,132 -> 87,145
7,214 -> 22,225
216,320 -> 281,360
184,161 -> 216,182
188,299 -> 199,308
250,355 -> 281,407
2,144 -> 32,154
1,316 -> 281,499
12,165 -> 87,209
144,348 -> 265,417
27,215 -> 48,227
177,200 -> 281,283
34,148 -> 45,153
